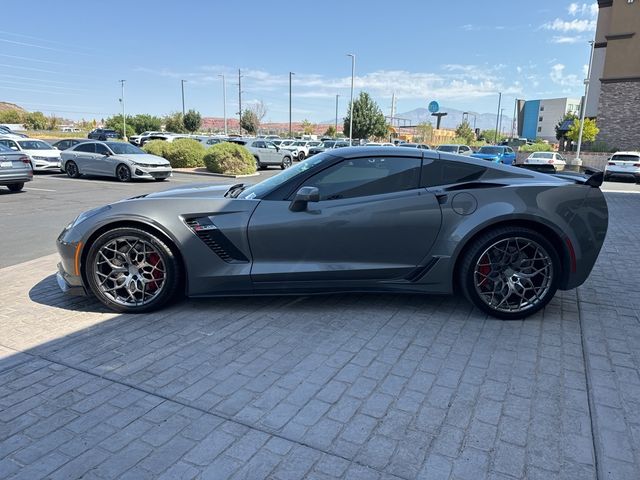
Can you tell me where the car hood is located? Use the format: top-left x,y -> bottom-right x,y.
114,153 -> 170,165
471,153 -> 501,160
24,149 -> 61,157
133,183 -> 233,200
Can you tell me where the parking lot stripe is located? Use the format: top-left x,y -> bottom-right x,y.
24,187 -> 57,192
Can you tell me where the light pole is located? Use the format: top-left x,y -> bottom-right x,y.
335,94 -> 340,137
511,98 -> 519,139
494,92 -> 502,144
498,108 -> 505,137
347,53 -> 355,143
119,80 -> 126,140
181,80 -> 186,116
289,72 -> 294,138
575,40 -> 596,165
218,74 -> 227,136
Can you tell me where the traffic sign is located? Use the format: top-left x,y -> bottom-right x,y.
428,101 -> 440,113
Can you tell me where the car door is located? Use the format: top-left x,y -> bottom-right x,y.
265,142 -> 281,164
72,143 -> 96,174
0,139 -> 19,152
247,152 -> 443,287
93,143 -> 114,176
504,147 -> 516,165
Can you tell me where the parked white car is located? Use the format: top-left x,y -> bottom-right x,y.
365,142 -> 395,147
605,151 -> 640,183
282,140 -> 311,160
130,131 -> 163,146
436,144 -> 474,156
524,152 -> 567,167
0,137 -> 61,171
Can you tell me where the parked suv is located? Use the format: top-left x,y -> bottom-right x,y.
605,152 -> 640,183
283,140 -> 311,161
471,146 -> 516,165
227,138 -> 293,169
88,128 -> 119,141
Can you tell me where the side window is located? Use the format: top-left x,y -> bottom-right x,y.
266,142 -> 277,150
253,141 -> 266,148
303,157 -> 421,201
75,143 -> 95,153
95,144 -> 110,155
421,159 -> 486,187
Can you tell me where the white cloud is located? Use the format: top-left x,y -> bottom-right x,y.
550,63 -> 583,88
552,35 -> 584,44
544,18 -> 596,33
568,2 -> 598,17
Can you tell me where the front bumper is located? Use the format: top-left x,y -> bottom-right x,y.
56,229 -> 87,296
131,167 -> 173,180
32,158 -> 62,171
56,266 -> 87,296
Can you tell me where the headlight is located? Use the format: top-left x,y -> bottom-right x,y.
69,205 -> 111,229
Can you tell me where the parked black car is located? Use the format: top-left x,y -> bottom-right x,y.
51,138 -> 91,151
88,129 -> 119,141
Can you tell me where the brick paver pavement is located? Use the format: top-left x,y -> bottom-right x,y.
0,192 -> 638,479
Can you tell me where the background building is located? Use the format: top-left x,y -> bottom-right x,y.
518,98 -> 582,142
587,0 -> 640,149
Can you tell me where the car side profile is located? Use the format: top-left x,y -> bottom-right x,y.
56,146 -> 608,320
226,138 -> 293,169
60,141 -> 172,182
471,146 -> 516,165
88,128 -> 119,141
51,138 -> 91,151
436,144 -> 473,155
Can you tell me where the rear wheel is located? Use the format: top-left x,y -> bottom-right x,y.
458,226 -> 560,320
65,161 -> 80,178
85,227 -> 182,313
297,151 -> 305,161
7,183 -> 24,192
255,157 -> 264,170
116,164 -> 132,182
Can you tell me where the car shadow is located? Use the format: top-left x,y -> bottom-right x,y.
0,188 -> 26,196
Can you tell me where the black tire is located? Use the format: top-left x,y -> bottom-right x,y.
116,164 -> 132,182
255,156 -> 264,170
458,226 -> 560,320
85,227 -> 182,313
65,161 -> 80,178
154,177 -> 167,182
297,151 -> 305,161
281,156 -> 292,170
7,183 -> 24,192
635,175 -> 640,184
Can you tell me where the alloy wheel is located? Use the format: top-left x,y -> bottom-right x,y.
473,237 -> 553,314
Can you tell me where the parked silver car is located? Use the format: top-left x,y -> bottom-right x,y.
0,143 -> 33,192
61,141 -> 172,182
436,144 -> 474,155
227,138 -> 293,169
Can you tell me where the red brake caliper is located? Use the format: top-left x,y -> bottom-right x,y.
147,253 -> 162,292
478,254 -> 491,290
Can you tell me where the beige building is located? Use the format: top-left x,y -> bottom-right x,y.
587,0 -> 640,150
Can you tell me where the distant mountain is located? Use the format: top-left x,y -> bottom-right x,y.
395,107 -> 513,133
0,101 -> 26,112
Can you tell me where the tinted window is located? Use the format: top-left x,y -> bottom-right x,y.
18,140 -> 52,150
421,159 -> 486,187
0,143 -> 11,152
75,143 -> 95,153
478,147 -> 503,155
106,143 -> 143,154
611,154 -> 640,162
95,143 -> 111,155
531,152 -> 554,159
0,139 -> 17,149
304,157 -> 421,201
437,145 -> 457,153
253,141 -> 266,148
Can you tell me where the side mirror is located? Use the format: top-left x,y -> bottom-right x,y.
289,186 -> 320,212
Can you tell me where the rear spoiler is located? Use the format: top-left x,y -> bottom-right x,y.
517,164 -> 604,188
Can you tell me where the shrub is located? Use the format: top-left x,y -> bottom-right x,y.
519,143 -> 553,153
204,142 -> 256,175
164,138 -> 206,168
143,140 -> 169,158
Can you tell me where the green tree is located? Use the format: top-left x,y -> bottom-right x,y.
128,114 -> 162,134
479,129 -> 505,143
555,112 -> 578,141
415,122 -> 433,143
324,125 -> 337,137
0,109 -> 24,124
164,112 -> 187,133
301,119 -> 314,135
240,110 -> 259,135
343,92 -> 387,139
104,114 -> 135,138
567,118 -> 599,143
23,112 -> 48,130
183,109 -> 202,133
454,120 -> 475,144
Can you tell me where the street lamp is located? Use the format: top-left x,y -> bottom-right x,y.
347,53 -> 355,143
463,111 -> 477,130
181,80 -> 187,116
494,92 -> 502,144
575,40 -> 596,165
119,80 -> 126,140
218,74 -> 227,136
289,72 -> 295,138
499,108 -> 505,136
335,94 -> 340,137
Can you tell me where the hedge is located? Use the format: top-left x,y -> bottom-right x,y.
142,140 -> 169,157
164,138 -> 205,168
204,142 -> 256,175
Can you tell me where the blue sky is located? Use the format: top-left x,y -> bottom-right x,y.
0,0 -> 597,123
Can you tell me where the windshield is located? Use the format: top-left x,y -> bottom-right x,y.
611,154 -> 640,162
531,152 -> 554,159
238,153 -> 332,200
322,141 -> 336,148
18,140 -> 52,150
478,147 -> 503,155
293,141 -> 306,146
106,142 -> 145,154
437,145 -> 457,152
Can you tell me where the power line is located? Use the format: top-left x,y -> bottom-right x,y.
0,53 -> 69,66
0,73 -> 85,87
0,79 -> 88,92
0,29 -> 95,52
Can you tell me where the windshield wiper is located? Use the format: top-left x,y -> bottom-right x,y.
224,183 -> 246,198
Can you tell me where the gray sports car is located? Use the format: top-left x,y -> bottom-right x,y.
56,147 -> 608,319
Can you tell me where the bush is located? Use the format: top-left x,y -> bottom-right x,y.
163,138 -> 205,168
519,143 -> 553,153
143,140 -> 169,158
204,142 -> 256,175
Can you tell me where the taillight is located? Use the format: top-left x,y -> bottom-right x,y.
19,155 -> 31,165
548,160 -> 554,164
634,163 -> 640,167
608,162 -> 615,166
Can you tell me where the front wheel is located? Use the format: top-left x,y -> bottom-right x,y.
116,164 -> 132,182
281,156 -> 292,170
297,151 -> 305,161
85,227 -> 182,313
65,161 -> 80,178
458,226 -> 560,320
7,183 -> 24,192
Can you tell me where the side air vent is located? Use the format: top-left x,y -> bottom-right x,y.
184,217 -> 249,263
405,257 -> 439,282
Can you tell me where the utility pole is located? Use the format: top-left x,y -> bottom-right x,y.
119,80 -> 126,140
576,40 -> 596,165
218,74 -> 227,135
347,53 -> 355,143
511,98 -> 518,139
181,80 -> 186,116
494,92 -> 502,144
335,94 -> 339,136
289,72 -> 294,138
499,108 -> 505,137
390,92 -> 396,127
238,69 -> 242,135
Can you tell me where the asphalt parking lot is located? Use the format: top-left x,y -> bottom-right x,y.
0,175 -> 640,479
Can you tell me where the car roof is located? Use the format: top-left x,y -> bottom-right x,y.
612,151 -> 640,155
333,146 -> 423,158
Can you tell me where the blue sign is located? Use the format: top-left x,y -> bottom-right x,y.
428,101 -> 440,113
